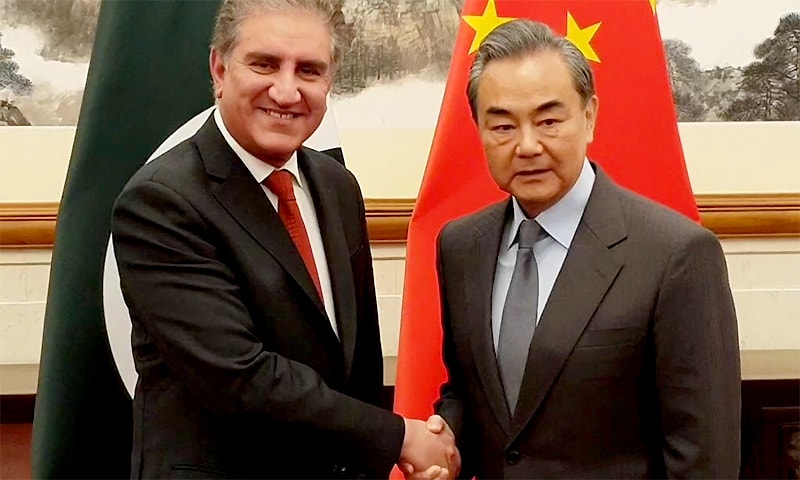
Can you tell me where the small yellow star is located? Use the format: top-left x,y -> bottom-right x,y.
462,0 -> 516,54
566,11 -> 601,63
649,0 -> 657,14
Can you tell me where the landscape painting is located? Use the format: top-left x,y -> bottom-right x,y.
1,0 -> 798,127
333,0 -> 800,127
657,0 -> 800,121
0,0 -> 98,126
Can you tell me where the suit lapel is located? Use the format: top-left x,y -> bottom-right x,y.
510,169 -> 626,438
466,201 -> 513,435
299,149 -> 358,379
195,118 -> 328,321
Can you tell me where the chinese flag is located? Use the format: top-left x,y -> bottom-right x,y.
394,0 -> 698,422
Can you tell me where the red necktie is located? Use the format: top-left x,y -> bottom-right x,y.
264,170 -> 322,300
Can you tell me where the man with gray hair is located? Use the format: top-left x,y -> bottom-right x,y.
428,18 -> 740,478
112,0 -> 458,478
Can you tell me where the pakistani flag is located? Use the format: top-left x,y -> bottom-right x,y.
32,1 -> 344,478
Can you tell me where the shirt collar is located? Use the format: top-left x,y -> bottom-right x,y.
213,108 -> 303,188
506,158 -> 595,250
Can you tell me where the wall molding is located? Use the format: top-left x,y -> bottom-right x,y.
0,202 -> 58,248
365,194 -> 800,242
693,193 -> 800,238
1,194 -> 798,248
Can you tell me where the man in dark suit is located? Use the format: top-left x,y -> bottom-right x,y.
111,0 -> 457,478
429,19 -> 741,479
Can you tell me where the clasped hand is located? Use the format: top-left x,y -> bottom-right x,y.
398,415 -> 461,480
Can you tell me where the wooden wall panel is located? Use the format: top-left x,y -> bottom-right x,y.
1,194 -> 798,247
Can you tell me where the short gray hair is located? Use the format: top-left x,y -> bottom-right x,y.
212,0 -> 346,68
467,19 -> 595,120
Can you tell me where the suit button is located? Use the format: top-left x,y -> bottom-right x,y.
506,449 -> 522,465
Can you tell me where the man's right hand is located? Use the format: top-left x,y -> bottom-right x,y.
398,417 -> 460,479
424,415 -> 460,478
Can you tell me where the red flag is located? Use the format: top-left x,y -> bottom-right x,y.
394,0 -> 697,422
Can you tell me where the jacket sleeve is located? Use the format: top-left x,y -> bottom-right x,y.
433,227 -> 477,479
653,228 -> 741,479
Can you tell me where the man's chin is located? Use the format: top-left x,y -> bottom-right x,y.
250,141 -> 303,167
252,149 -> 295,167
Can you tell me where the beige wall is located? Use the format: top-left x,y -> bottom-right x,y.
2,238 -> 799,373
0,249 -> 50,365
0,127 -> 73,203
2,122 -> 800,202
1,121 -> 799,389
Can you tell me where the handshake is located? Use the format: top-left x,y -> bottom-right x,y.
397,415 -> 461,480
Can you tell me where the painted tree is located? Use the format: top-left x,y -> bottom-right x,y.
334,0 -> 461,95
723,13 -> 800,121
703,66 -> 741,121
0,32 -> 32,96
663,38 -> 706,121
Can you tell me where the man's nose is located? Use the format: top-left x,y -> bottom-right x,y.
515,125 -> 544,157
268,70 -> 301,106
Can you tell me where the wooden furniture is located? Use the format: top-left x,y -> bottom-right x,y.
741,350 -> 800,479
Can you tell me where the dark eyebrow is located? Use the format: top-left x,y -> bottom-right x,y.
297,59 -> 329,73
243,53 -> 280,63
535,99 -> 567,113
486,106 -> 512,116
242,53 -> 328,73
485,99 -> 567,117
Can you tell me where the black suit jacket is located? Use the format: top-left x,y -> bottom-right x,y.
435,166 -> 741,479
112,118 -> 403,479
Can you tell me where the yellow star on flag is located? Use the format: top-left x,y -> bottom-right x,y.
462,0 -> 516,54
650,0 -> 657,14
566,11 -> 601,63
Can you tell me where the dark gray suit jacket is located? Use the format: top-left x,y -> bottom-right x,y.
112,118 -> 403,479
435,165 -> 740,479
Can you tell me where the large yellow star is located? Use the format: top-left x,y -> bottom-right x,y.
650,0 -> 657,14
566,12 -> 601,63
462,0 -> 516,54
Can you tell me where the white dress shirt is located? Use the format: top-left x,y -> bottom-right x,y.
214,109 -> 338,338
491,160 -> 595,351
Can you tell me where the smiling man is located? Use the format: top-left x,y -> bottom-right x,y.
111,0 -> 457,478
430,19 -> 740,479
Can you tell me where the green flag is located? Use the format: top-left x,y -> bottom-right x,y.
32,1 -> 221,477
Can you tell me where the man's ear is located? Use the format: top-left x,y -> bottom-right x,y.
209,47 -> 226,99
584,95 -> 599,144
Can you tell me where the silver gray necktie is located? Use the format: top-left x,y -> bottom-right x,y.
497,219 -> 542,414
